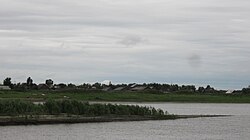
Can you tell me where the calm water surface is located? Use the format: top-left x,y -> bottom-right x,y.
0,103 -> 250,140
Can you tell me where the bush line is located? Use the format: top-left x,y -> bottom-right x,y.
0,99 -> 165,116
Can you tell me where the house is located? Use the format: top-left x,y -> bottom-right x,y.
130,86 -> 149,91
0,85 -> 11,90
102,87 -> 112,91
53,85 -> 61,89
101,80 -> 112,86
37,84 -> 50,90
130,83 -> 137,88
226,90 -> 234,94
113,86 -> 127,91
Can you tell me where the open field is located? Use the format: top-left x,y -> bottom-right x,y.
0,90 -> 250,103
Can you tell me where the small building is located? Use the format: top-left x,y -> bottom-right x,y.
38,84 -> 50,90
101,80 -> 112,86
102,87 -> 112,91
53,85 -> 61,89
130,86 -> 149,91
226,90 -> 234,94
113,86 -> 127,91
130,84 -> 137,88
0,85 -> 11,90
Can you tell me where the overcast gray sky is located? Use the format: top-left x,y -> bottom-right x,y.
0,0 -> 250,89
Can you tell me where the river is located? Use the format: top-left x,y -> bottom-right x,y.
0,103 -> 249,140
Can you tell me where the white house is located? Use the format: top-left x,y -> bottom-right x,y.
226,90 -> 234,94
0,85 -> 11,90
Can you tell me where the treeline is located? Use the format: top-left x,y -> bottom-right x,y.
0,77 -> 217,93
2,77 -> 250,94
0,100 -> 165,116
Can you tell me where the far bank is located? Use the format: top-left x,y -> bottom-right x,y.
0,90 -> 250,103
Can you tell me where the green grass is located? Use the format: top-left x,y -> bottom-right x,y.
0,90 -> 250,103
0,99 -> 165,116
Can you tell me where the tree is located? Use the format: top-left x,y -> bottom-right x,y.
170,84 -> 179,92
78,83 -> 91,89
206,85 -> 211,89
181,85 -> 195,92
92,82 -> 101,89
198,87 -> 205,93
27,77 -> 33,87
45,79 -> 53,88
205,85 -> 214,92
57,83 -> 66,89
68,83 -> 76,88
242,87 -> 250,94
3,77 -> 12,88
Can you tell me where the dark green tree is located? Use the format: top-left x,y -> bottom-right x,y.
27,77 -> 33,88
198,87 -> 205,93
92,82 -> 102,89
45,79 -> 53,88
68,83 -> 76,88
242,88 -> 250,94
3,77 -> 12,88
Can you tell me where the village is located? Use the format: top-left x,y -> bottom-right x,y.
1,77 -> 250,94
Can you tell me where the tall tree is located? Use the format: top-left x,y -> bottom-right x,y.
3,77 -> 12,88
45,79 -> 53,88
27,77 -> 33,87
198,87 -> 205,93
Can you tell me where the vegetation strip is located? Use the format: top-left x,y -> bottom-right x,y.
0,99 -> 231,126
0,115 -> 229,126
1,90 -> 250,103
0,99 -> 167,125
0,99 -> 166,116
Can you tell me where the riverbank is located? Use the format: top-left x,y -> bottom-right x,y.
0,90 -> 250,103
0,114 -> 229,126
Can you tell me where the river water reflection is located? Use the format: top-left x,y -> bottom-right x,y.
0,103 -> 250,140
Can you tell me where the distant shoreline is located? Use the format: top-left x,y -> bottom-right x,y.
1,90 -> 250,103
0,115 -> 230,126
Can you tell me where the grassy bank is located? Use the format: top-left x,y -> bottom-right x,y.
0,99 -> 232,125
0,99 -> 165,116
0,99 -> 174,125
0,90 -> 250,103
0,114 -> 229,126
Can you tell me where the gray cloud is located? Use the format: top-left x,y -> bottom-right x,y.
118,35 -> 146,47
188,54 -> 202,68
0,0 -> 250,89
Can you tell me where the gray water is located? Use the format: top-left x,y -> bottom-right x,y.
1,103 -> 250,140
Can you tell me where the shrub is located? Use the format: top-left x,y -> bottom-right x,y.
0,99 -> 166,117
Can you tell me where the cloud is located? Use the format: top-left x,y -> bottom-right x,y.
188,54 -> 202,68
0,0 -> 250,89
117,35 -> 145,47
